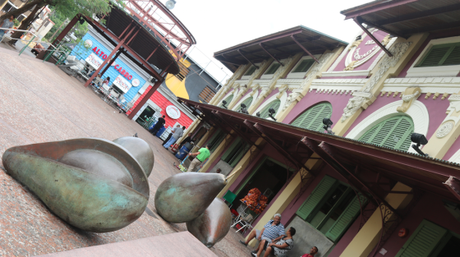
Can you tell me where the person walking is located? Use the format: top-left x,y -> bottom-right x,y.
163,125 -> 184,149
150,115 -> 165,135
187,144 -> 211,172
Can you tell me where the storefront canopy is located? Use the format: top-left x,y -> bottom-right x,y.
341,0 -> 460,38
83,6 -> 180,76
179,98 -> 460,205
213,26 -> 348,72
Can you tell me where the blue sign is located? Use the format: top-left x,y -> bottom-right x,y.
72,33 -> 147,102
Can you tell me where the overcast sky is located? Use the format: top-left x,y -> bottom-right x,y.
159,0 -> 372,80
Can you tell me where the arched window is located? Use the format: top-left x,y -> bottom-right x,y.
237,97 -> 253,111
291,102 -> 332,132
259,99 -> 281,119
358,115 -> 414,151
219,94 -> 234,108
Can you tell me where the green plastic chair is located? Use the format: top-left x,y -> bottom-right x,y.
223,190 -> 237,208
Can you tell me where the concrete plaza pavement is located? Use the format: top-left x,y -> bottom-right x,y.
0,46 -> 254,256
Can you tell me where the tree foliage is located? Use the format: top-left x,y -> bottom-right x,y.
1,0 -> 116,45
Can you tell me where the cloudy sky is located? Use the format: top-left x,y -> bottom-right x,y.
159,0 -> 372,80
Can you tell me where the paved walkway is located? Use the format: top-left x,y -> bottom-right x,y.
0,47 -> 253,257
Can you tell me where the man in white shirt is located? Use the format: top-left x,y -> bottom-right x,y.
163,125 -> 184,149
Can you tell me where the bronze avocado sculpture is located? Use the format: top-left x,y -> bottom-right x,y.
113,136 -> 154,177
154,172 -> 226,223
186,198 -> 232,247
2,137 -> 151,232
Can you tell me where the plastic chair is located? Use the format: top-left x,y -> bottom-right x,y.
223,190 -> 237,208
233,209 -> 258,234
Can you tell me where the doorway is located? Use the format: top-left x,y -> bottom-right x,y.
234,157 -> 292,210
136,106 -> 156,125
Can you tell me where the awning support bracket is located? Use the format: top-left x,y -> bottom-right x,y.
354,17 -> 393,57
259,43 -> 284,66
237,49 -> 259,69
245,121 -> 316,175
290,35 -> 320,63
212,111 -> 260,150
301,137 -> 401,217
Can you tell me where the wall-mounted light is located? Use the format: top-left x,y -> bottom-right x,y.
323,118 -> 334,135
411,133 -> 428,156
240,103 -> 249,114
221,100 -> 227,109
165,0 -> 176,9
268,108 -> 277,121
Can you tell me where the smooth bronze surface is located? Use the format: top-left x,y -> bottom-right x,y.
2,138 -> 150,232
113,137 -> 154,177
155,173 -> 226,223
186,198 -> 232,248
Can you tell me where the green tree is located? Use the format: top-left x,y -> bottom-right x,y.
0,0 -> 115,45
45,7 -> 89,44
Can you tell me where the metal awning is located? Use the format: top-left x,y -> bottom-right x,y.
341,0 -> 460,39
213,26 -> 348,72
179,98 -> 460,204
84,7 -> 180,75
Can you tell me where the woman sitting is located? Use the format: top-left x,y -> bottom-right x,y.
253,227 -> 296,257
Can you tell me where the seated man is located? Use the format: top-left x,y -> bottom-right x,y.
239,214 -> 285,254
259,227 -> 296,257
301,246 -> 319,257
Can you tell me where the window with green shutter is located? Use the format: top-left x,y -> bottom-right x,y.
207,129 -> 227,152
259,99 -> 281,119
292,59 -> 315,73
291,102 -> 332,132
297,176 -> 337,220
237,97 -> 253,111
395,220 -> 448,257
219,94 -> 234,108
416,42 -> 460,67
265,63 -> 281,75
244,66 -> 257,76
358,115 -> 414,151
296,176 -> 367,242
221,137 -> 250,167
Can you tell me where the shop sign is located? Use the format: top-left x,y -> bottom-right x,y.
166,105 -> 181,119
92,47 -> 133,81
113,75 -> 132,93
85,53 -> 103,69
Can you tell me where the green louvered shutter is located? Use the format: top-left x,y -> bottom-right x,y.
220,94 -> 234,107
291,103 -> 332,132
293,59 -> 315,73
229,142 -> 250,167
417,43 -> 460,67
238,97 -> 253,111
359,115 -> 414,151
260,99 -> 281,119
395,220 -> 448,257
207,128 -> 221,145
296,176 -> 337,220
325,193 -> 368,242
221,137 -> 242,161
444,45 -> 460,65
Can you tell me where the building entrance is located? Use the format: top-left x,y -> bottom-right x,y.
234,158 -> 292,211
136,106 -> 156,125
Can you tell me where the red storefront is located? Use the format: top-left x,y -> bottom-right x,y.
127,86 -> 194,129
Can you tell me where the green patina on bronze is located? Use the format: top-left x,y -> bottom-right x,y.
155,173 -> 226,223
2,138 -> 150,233
113,137 -> 154,177
186,198 -> 232,248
